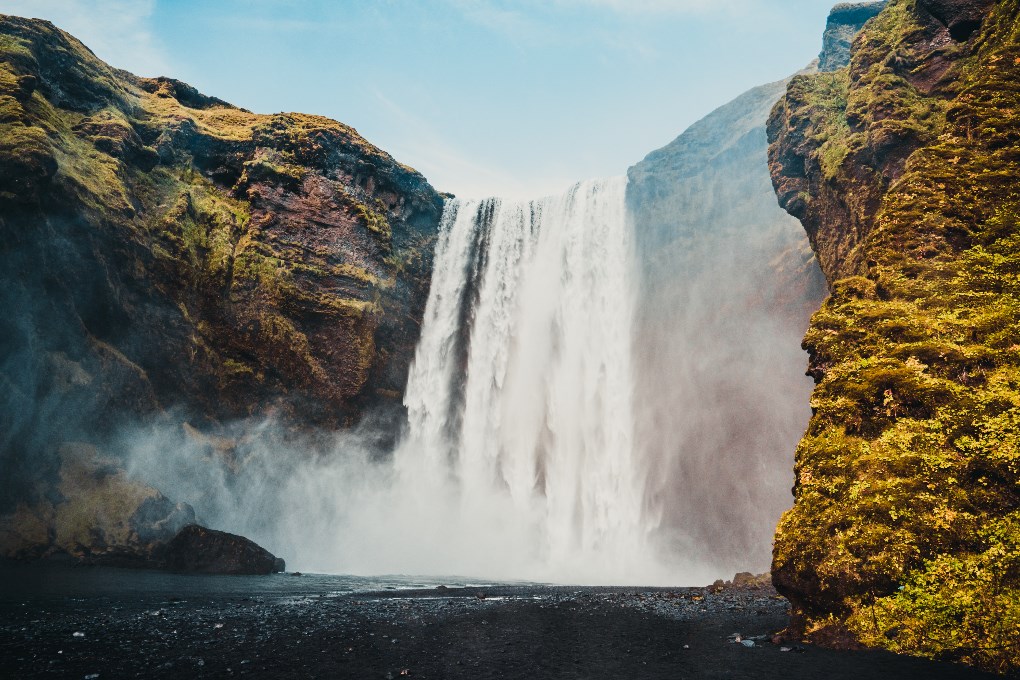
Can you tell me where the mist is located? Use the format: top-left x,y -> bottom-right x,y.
119,178 -> 709,586
115,117 -> 825,583
628,78 -> 827,574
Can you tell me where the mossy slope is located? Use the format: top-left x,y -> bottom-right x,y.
768,0 -> 1020,672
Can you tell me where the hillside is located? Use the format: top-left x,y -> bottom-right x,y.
624,2 -> 881,576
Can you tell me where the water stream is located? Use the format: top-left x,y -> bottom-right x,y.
389,177 -> 671,582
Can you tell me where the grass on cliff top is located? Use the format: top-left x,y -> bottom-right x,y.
772,0 -> 1020,672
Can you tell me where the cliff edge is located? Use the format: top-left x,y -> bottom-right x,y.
0,15 -> 443,563
768,0 -> 1019,672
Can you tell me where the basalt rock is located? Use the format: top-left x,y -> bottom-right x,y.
768,0 -> 1020,672
0,15 -> 442,563
819,2 -> 889,72
0,15 -> 442,436
917,0 -> 995,40
161,524 -> 285,575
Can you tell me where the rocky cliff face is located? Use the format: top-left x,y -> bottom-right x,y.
624,4 -> 881,577
819,3 -> 889,72
0,16 -> 443,563
768,0 -> 1019,671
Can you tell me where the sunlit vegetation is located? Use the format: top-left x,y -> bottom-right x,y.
771,0 -> 1020,672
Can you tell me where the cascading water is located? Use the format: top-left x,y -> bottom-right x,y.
385,177 -> 677,583
127,177 -> 720,585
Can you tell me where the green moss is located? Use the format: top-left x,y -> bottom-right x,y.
790,70 -> 852,180
221,358 -> 255,378
773,0 -> 1020,671
355,201 -> 392,242
239,156 -> 306,189
850,515 -> 1020,674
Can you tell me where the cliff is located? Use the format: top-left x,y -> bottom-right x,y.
820,3 -> 889,72
0,16 -> 443,563
624,5 -> 880,577
768,0 -> 1019,672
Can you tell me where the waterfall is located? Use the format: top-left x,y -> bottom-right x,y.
130,177 -> 721,584
388,177 -> 676,583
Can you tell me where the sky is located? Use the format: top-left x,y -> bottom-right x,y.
1,0 -> 846,198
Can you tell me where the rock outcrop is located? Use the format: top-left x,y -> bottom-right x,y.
0,443 -> 195,565
161,524 -> 285,575
768,0 -> 1019,672
0,16 -> 442,564
819,3 -> 889,71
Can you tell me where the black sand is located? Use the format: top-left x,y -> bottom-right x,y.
0,565 -> 997,679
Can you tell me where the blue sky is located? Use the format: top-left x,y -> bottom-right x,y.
2,0 -> 846,198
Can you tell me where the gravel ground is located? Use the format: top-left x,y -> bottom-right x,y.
0,566 -> 998,679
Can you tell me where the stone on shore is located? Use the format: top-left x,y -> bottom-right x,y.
161,525 -> 285,575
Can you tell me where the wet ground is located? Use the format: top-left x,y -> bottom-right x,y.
0,564 -> 998,679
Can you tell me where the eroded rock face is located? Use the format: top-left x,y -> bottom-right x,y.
0,15 -> 442,565
917,0 -> 995,40
161,525 -> 285,575
0,15 -> 442,435
819,2 -> 888,72
768,0 -> 1020,672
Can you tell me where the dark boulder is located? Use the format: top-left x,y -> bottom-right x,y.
161,525 -> 285,575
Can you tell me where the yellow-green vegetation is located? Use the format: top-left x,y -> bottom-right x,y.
356,200 -> 392,242
771,0 -> 1020,672
53,443 -> 158,555
786,69 -> 852,180
238,149 -> 308,190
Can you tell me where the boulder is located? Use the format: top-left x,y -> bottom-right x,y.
161,524 -> 285,575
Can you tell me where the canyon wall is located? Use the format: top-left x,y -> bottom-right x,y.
769,0 -> 1019,672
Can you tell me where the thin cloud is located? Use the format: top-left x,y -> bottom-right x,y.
446,0 -> 557,46
0,0 -> 170,76
455,0 -> 754,21
557,0 -> 752,13
443,0 -> 751,53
